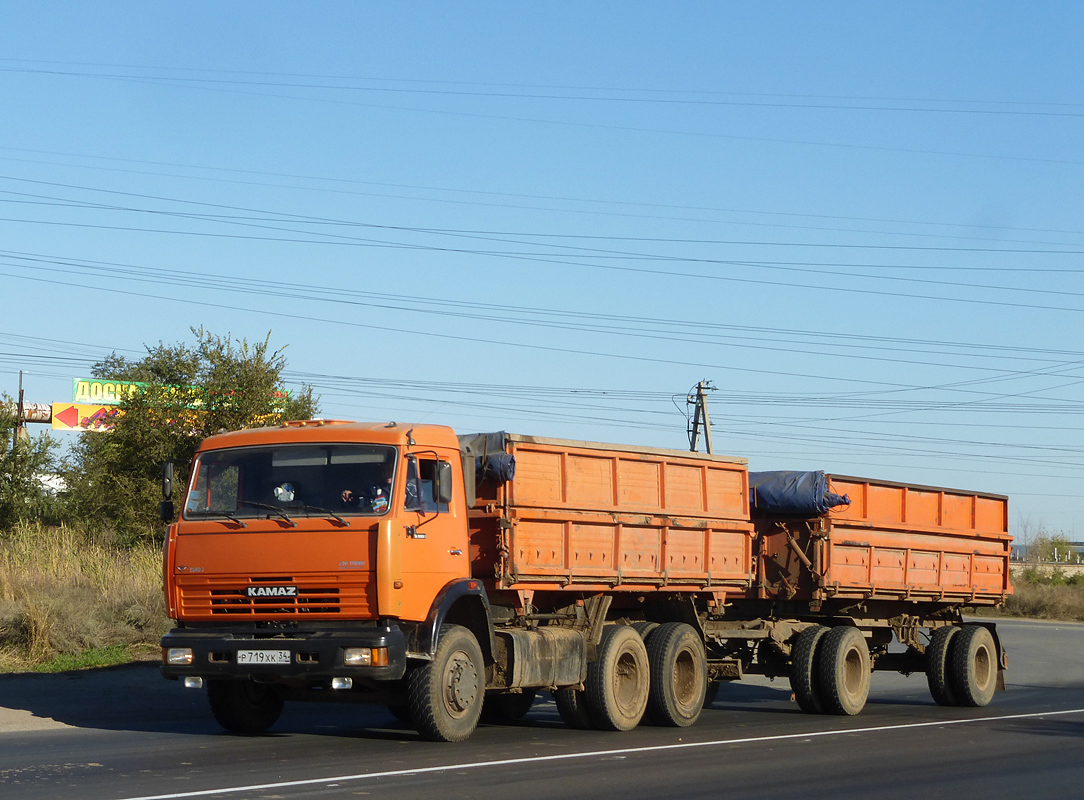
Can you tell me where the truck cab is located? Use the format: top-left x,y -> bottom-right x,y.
161,420 -> 491,740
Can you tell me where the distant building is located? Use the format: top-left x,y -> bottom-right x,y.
1011,542 -> 1084,563
35,473 -> 66,496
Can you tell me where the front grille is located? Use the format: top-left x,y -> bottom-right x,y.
177,575 -> 374,619
209,587 -> 340,614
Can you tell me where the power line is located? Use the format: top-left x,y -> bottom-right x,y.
5,65 -> 1083,169
5,144 -> 1084,243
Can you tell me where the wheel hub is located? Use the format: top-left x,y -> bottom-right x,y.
444,652 -> 478,714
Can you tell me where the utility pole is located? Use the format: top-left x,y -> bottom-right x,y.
687,380 -> 716,454
16,369 -> 28,442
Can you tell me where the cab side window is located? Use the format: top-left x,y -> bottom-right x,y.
406,458 -> 451,513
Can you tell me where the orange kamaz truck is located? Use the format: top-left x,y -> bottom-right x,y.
160,421 -> 1011,741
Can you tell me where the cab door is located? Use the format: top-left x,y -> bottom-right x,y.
397,451 -> 470,622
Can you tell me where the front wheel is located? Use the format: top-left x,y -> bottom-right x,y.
406,624 -> 485,742
206,680 -> 283,734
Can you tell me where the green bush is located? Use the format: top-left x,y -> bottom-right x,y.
64,328 -> 317,545
0,401 -> 62,530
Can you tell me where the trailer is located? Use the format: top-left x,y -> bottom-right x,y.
159,422 -> 1011,741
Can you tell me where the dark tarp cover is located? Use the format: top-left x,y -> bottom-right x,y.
749,470 -> 850,515
457,432 -> 516,483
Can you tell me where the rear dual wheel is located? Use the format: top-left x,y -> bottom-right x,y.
558,622 -> 709,731
817,626 -> 871,716
586,624 -> 651,731
789,625 -> 871,716
926,625 -> 997,708
949,625 -> 997,707
645,622 -> 707,727
925,626 -> 958,706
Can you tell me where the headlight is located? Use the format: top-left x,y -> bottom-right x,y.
344,646 -> 388,667
343,647 -> 372,666
165,647 -> 194,665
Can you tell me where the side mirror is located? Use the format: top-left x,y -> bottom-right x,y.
437,461 -> 453,504
162,460 -> 174,500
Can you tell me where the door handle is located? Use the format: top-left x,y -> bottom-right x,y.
449,548 -> 463,556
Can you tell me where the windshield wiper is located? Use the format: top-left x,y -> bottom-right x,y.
239,500 -> 298,527
299,504 -> 351,526
186,509 -> 248,527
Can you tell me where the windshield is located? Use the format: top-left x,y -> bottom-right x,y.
183,444 -> 397,520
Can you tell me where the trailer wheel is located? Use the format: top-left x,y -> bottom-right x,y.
554,687 -> 593,729
406,624 -> 485,742
645,622 -> 707,727
206,680 -> 283,734
925,626 -> 959,706
948,625 -> 997,707
816,626 -> 871,716
586,624 -> 650,731
482,688 -> 537,721
789,625 -> 828,714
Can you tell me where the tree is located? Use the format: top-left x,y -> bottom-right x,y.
1029,532 -> 1074,564
65,329 -> 317,543
0,398 -> 60,530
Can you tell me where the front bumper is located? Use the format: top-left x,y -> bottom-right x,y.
160,623 -> 407,684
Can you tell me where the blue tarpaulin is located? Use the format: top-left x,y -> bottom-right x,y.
749,471 -> 850,515
457,432 -> 516,483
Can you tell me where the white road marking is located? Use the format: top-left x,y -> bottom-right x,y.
117,707 -> 1084,800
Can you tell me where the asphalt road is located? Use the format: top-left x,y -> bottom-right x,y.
1,618 -> 1082,800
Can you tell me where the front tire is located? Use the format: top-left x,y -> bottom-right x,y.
406,624 -> 485,742
206,680 -> 283,734
586,624 -> 650,731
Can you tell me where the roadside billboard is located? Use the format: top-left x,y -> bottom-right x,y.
52,403 -> 120,432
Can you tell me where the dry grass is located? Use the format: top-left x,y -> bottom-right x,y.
997,580 -> 1084,622
0,523 -> 167,671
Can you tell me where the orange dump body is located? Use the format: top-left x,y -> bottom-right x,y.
467,434 -> 755,592
755,475 -> 1012,604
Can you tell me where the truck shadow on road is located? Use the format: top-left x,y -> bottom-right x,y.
8,663 -> 1069,740
0,664 -> 807,738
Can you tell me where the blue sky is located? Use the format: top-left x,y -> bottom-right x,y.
2,3 -> 1082,540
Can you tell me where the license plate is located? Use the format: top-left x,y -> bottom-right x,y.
237,649 -> 291,665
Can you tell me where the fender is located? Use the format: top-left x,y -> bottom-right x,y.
407,578 -> 496,663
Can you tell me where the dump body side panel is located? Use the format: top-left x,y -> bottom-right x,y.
468,435 -> 755,591
755,474 -> 1011,604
